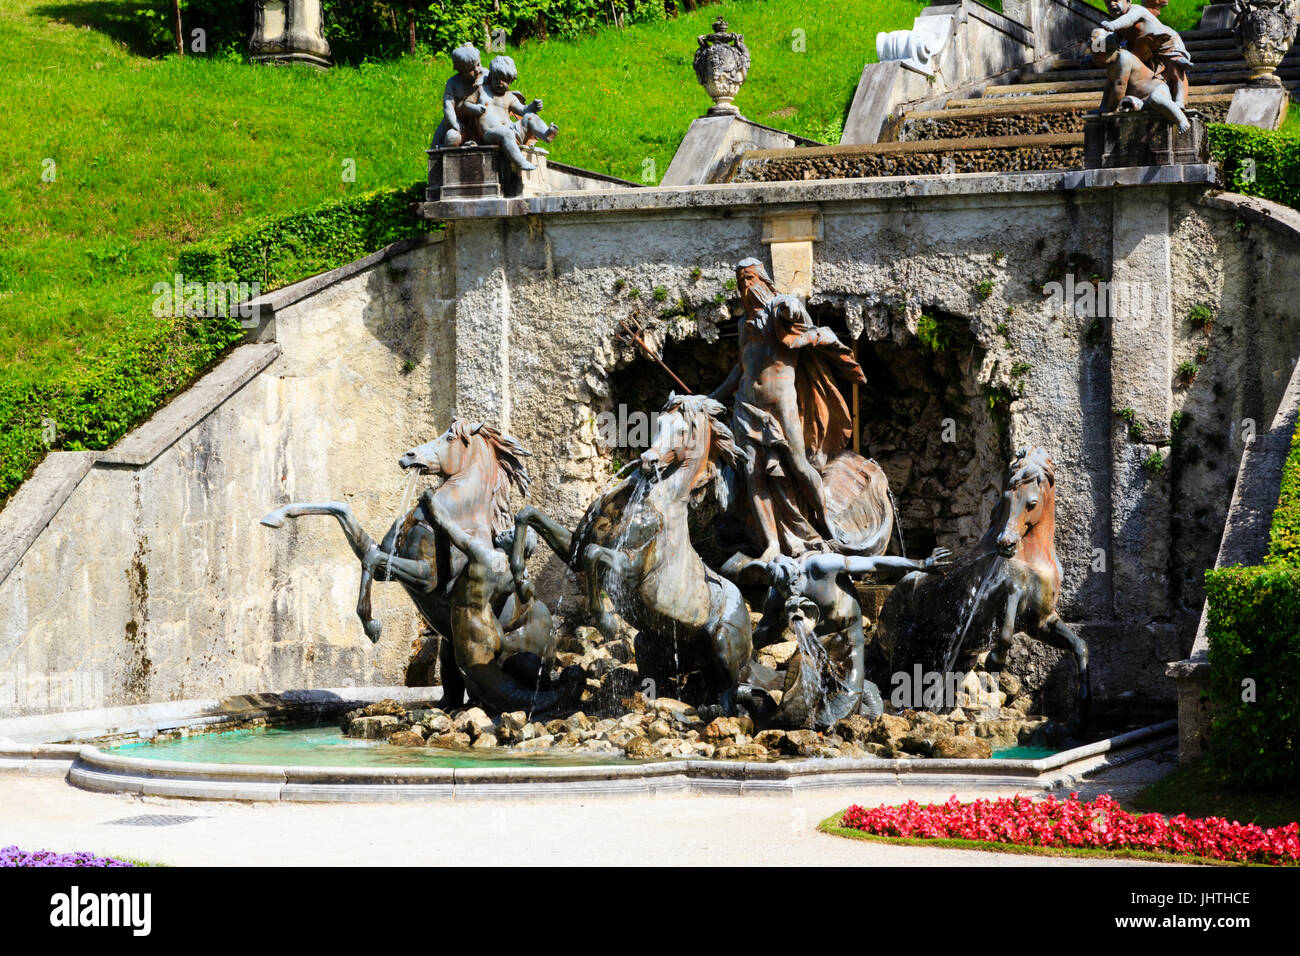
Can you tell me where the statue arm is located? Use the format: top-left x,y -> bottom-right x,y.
710,364 -> 741,401
1101,8 -> 1143,30
442,80 -> 461,128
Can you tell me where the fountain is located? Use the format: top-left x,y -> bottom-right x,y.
249,258 -> 1091,768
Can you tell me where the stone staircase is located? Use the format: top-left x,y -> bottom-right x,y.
732,23 -> 1295,182
885,25 -> 1296,158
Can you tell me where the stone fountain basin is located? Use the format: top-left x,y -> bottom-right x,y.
0,688 -> 1176,802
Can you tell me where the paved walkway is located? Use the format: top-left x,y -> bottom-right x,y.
0,755 -> 1180,866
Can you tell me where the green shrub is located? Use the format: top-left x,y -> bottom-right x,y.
1204,564 -> 1300,787
1266,423 -> 1300,565
178,182 -> 438,288
1203,425 -> 1300,786
1208,123 -> 1300,211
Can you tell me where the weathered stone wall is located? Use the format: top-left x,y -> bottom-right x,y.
0,236 -> 454,716
5,176 -> 1299,720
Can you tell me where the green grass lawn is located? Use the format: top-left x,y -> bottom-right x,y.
0,0 -> 922,392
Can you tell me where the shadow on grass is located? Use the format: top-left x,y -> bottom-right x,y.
1134,758 -> 1300,830
32,0 -> 249,58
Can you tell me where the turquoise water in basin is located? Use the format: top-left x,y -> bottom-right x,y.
990,745 -> 1058,760
108,725 -> 628,769
106,725 -> 1062,767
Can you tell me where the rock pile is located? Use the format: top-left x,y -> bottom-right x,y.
340,693 -> 1058,762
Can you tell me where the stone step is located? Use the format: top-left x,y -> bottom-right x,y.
951,86 -> 1248,108
899,94 -> 1235,140
1048,49 -> 1251,70
1178,28 -> 1236,42
1037,61 -> 1300,85
731,134 -> 1084,183
1183,37 -> 1242,51
983,72 -> 1299,97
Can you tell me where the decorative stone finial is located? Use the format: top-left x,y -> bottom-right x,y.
693,17 -> 750,116
1232,0 -> 1299,86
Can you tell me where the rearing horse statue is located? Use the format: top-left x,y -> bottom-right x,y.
873,446 -> 1089,719
513,394 -> 753,712
261,419 -> 581,718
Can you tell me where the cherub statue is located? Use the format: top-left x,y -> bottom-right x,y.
1089,29 -> 1191,132
432,43 -> 485,148
461,55 -> 558,171
740,547 -> 952,727
1100,0 -> 1193,105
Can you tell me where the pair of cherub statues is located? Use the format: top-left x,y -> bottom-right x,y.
1089,0 -> 1194,131
432,43 -> 558,171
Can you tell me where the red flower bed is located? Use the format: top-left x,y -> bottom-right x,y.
839,793 -> 1300,865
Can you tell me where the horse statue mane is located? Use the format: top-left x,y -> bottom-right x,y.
980,445 -> 1060,586
664,392 -> 739,468
443,419 -> 532,538
663,392 -> 739,512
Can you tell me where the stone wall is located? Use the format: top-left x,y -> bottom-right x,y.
0,236 -> 454,716
4,174 -> 1299,720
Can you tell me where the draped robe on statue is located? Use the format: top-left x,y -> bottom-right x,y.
730,273 -> 867,557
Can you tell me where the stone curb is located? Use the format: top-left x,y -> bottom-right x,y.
1,683 -> 1176,802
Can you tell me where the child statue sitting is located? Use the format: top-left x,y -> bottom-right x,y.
461,55 -> 559,171
1100,0 -> 1193,107
432,44 -> 484,148
1089,29 -> 1191,133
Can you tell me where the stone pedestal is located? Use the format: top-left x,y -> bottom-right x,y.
1083,111 -> 1208,169
249,0 -> 332,69
427,146 -> 550,202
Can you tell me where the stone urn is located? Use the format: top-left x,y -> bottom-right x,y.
693,18 -> 750,116
250,0 -> 332,69
1232,0 -> 1298,86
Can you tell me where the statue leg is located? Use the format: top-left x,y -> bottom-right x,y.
1041,615 -> 1090,717
582,543 -> 626,641
743,452 -> 782,560
983,586 -> 1022,674
512,506 -> 574,570
438,632 -> 466,710
1146,86 -> 1190,133
484,127 -> 536,171
520,113 -> 558,144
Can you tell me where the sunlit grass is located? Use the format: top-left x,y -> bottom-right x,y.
0,0 -> 924,392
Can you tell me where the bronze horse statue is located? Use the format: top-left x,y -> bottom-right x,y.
873,446 -> 1089,719
512,394 -> 753,712
261,419 -> 582,718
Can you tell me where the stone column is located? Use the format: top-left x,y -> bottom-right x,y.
448,219 -> 512,432
1108,190 -> 1174,624
761,208 -> 822,297
250,0 -> 332,69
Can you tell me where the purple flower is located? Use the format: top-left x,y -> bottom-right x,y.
0,846 -> 133,867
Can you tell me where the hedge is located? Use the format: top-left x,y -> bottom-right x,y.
1204,425 -> 1300,787
1208,123 -> 1300,211
0,182 -> 439,505
176,181 -> 438,287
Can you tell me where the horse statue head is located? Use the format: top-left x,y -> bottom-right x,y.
981,445 -> 1061,592
639,392 -> 738,507
399,418 -> 531,538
